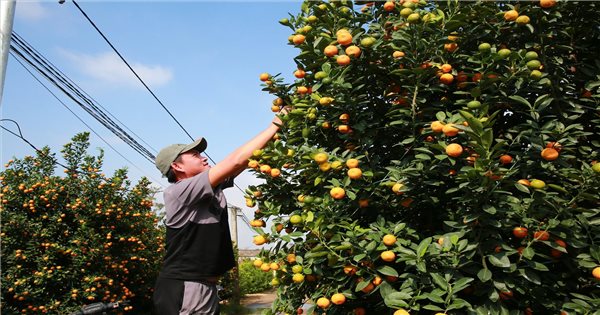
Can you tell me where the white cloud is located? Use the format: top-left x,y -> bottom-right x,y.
59,49 -> 173,89
15,1 -> 47,21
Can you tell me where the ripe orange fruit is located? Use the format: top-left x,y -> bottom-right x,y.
504,10 -> 519,21
337,31 -> 353,45
294,69 -> 306,78
383,234 -> 397,246
400,197 -> 414,207
343,159 -> 359,170
529,179 -> 546,189
499,154 -> 513,165
541,148 -> 559,161
360,281 -> 375,293
441,63 -> 452,73
314,152 -> 329,164
533,230 -> 549,241
592,267 -> 600,280
337,55 -> 351,66
324,45 -> 339,57
248,160 -> 259,168
343,265 -> 357,275
372,276 -> 383,286
513,227 -> 528,239
358,198 -> 369,208
440,73 -> 454,85
348,168 -> 362,179
444,42 -> 458,52
287,253 -> 296,263
383,1 -> 395,11
260,263 -> 271,272
393,51 -> 405,58
381,250 -> 396,262
292,273 -> 305,283
540,0 -> 556,8
442,124 -> 459,137
499,290 -> 513,300
339,113 -> 350,123
259,73 -> 270,81
431,121 -> 445,133
394,310 -> 410,315
317,297 -> 330,309
338,125 -> 351,133
331,293 -> 346,305
253,259 -> 263,267
345,45 -> 362,58
330,187 -> 346,199
392,182 -> 404,194
354,307 -> 366,315
292,34 -> 306,45
270,168 -> 281,178
253,235 -> 268,245
260,164 -> 272,173
551,239 -> 567,258
446,143 -> 463,157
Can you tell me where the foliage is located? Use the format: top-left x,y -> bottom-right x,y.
1,133 -> 164,314
239,259 -> 273,295
246,1 -> 600,314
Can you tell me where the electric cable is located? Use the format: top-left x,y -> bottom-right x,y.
7,53 -> 166,188
10,31 -> 158,155
10,38 -> 156,163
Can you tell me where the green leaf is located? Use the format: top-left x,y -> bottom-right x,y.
477,268 -> 492,282
488,252 -> 510,268
452,277 -> 474,292
417,237 -> 432,258
519,268 -> 541,285
522,247 -> 535,260
509,95 -> 532,108
377,265 -> 399,277
384,292 -> 411,308
430,273 -> 448,290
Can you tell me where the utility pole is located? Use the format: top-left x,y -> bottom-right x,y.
0,0 -> 16,106
227,204 -> 241,307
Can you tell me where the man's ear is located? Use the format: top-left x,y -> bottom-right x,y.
171,161 -> 184,172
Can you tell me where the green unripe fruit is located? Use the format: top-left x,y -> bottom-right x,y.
292,265 -> 303,274
498,48 -> 512,58
290,215 -> 303,225
530,70 -> 542,80
526,60 -> 541,70
525,51 -> 539,60
302,25 -> 313,33
315,71 -> 328,80
402,1 -> 416,8
592,163 -> 600,173
467,100 -> 482,109
478,43 -> 491,53
307,15 -> 318,23
279,18 -> 290,25
400,7 -> 413,17
360,37 -> 376,48
407,13 -> 420,23
322,77 -> 332,84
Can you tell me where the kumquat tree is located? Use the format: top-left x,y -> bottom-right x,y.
246,0 -> 600,314
1,133 -> 163,314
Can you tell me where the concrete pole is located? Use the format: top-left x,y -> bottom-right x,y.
227,204 -> 241,306
0,0 -> 16,106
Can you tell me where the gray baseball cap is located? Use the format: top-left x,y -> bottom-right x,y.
155,138 -> 207,176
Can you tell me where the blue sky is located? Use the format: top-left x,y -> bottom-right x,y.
1,0 -> 303,249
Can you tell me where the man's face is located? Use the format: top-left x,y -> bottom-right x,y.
172,150 -> 210,177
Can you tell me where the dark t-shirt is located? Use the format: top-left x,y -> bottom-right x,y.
159,171 -> 235,280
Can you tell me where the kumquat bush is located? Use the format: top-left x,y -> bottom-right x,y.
1,133 -> 163,314
247,1 -> 600,314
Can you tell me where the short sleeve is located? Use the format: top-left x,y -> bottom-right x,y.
163,172 -> 215,227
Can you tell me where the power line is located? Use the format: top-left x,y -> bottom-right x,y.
7,53 -> 166,189
69,0 -> 197,145
10,34 -> 156,163
65,0 -> 261,211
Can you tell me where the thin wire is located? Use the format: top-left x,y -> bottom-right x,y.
10,34 -> 155,162
8,52 -> 166,188
10,42 -> 155,163
67,1 -> 255,199
70,1 -> 197,144
11,31 -> 158,155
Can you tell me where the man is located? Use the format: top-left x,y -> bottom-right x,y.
153,112 -> 285,314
